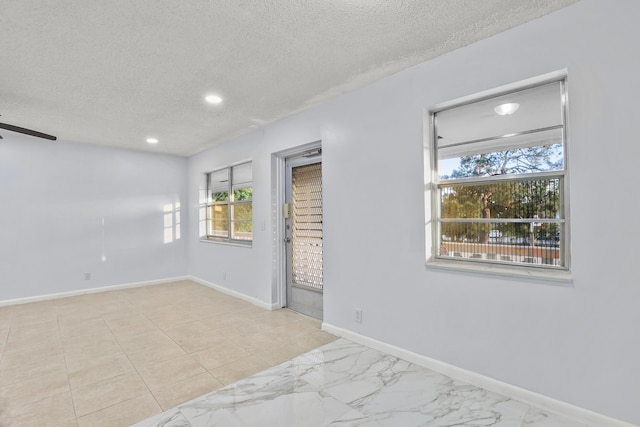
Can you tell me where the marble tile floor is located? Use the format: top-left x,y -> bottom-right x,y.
133,338 -> 591,427
0,280 -> 336,427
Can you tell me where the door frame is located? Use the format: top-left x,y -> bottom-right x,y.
272,140 -> 322,310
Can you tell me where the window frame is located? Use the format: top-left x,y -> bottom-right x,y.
427,72 -> 571,280
202,162 -> 253,245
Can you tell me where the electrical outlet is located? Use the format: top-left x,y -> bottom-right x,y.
84,273 -> 91,280
355,308 -> 363,324
223,271 -> 227,280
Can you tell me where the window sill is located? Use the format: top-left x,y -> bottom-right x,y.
200,238 -> 252,248
425,259 -> 573,286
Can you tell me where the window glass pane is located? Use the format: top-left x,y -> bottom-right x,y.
208,205 -> 228,238
231,221 -> 252,240
232,203 -> 252,221
438,130 -> 563,180
209,169 -> 229,202
439,222 -> 561,266
211,191 -> 229,202
233,186 -> 252,201
440,179 -> 561,220
436,81 -> 562,146
439,178 -> 563,267
441,222 -> 561,245
231,203 -> 252,240
232,163 -> 252,186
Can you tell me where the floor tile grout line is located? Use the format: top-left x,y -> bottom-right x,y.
100,293 -> 166,415
0,310 -> 75,425
66,291 -> 155,420
152,369 -> 224,411
133,294 -> 269,401
64,301 -> 117,426
74,389 -> 152,423
109,287 -> 263,414
0,311 -> 11,367
57,310 -> 79,425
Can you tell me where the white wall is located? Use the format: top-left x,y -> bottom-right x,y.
187,133 -> 275,303
0,136 -> 188,300
187,1 -> 640,424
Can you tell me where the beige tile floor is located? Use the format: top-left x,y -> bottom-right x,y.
0,280 -> 336,427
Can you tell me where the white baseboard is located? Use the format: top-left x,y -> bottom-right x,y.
0,274 -> 280,312
187,275 -> 279,311
322,323 -> 637,427
0,276 -> 190,307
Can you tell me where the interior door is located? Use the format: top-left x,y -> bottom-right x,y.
285,153 -> 323,320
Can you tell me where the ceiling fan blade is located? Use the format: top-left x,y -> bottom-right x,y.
0,122 -> 57,140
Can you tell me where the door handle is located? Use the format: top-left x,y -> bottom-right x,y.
284,237 -> 291,243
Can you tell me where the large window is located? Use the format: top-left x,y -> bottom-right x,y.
430,76 -> 568,271
205,162 -> 252,243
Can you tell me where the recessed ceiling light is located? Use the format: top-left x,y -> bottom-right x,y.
146,137 -> 159,144
494,103 -> 520,116
205,94 -> 223,105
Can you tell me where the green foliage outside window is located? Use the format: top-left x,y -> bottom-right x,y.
233,188 -> 252,201
211,191 -> 228,202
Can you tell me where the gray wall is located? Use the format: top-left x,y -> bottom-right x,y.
187,1 -> 640,424
0,136 -> 188,300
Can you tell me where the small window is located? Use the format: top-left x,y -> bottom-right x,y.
204,162 -> 252,244
430,77 -> 568,271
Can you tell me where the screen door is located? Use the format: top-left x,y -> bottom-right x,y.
285,154 -> 323,319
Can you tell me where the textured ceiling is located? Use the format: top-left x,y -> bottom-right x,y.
0,0 -> 579,156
